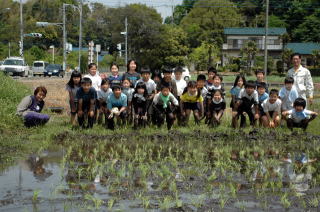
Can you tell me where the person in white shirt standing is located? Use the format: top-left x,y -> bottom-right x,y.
84,63 -> 102,92
287,53 -> 314,106
174,66 -> 187,125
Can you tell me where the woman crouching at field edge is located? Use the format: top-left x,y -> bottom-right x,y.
16,86 -> 50,127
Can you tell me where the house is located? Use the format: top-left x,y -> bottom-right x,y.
285,43 -> 320,66
222,28 -> 287,66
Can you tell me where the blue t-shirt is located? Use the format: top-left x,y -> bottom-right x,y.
258,92 -> 269,103
107,93 -> 128,110
230,86 -> 242,97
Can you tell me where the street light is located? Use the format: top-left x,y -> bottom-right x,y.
0,8 -> 10,12
36,20 -> 66,71
64,2 -> 82,69
121,17 -> 128,65
50,45 -> 55,63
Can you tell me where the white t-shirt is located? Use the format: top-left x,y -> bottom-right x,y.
238,89 -> 259,104
175,79 -> 187,97
262,98 -> 282,113
287,109 -> 313,123
135,79 -> 157,95
279,87 -> 299,111
84,73 -> 102,91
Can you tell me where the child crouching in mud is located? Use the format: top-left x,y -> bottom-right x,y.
152,83 -> 179,130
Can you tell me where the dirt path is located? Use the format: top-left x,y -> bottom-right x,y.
17,77 -> 69,112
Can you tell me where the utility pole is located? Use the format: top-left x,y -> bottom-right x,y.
78,0 -> 83,69
8,42 -> 10,57
125,17 -> 128,65
264,0 -> 269,79
63,4 -> 67,71
19,0 -> 23,57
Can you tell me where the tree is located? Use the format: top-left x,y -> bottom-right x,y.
189,41 -> 219,71
180,0 -> 242,48
281,48 -> 293,71
147,25 -> 189,69
240,40 -> 258,74
292,9 -> 320,42
312,49 -> 320,68
105,4 -> 163,68
165,0 -> 198,25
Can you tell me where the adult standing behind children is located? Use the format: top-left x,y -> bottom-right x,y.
123,59 -> 141,87
287,53 -> 314,106
84,63 -> 102,91
17,86 -> 50,127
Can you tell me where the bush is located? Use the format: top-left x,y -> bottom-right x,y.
0,73 -> 30,132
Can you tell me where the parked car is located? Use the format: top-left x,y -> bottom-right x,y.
32,61 -> 48,76
0,57 -> 30,77
44,64 -> 64,77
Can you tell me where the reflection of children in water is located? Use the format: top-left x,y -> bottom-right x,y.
27,155 -> 52,181
248,151 -> 316,195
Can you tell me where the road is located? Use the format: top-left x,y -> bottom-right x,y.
17,76 -> 70,112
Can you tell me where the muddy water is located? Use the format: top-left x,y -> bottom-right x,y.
0,150 -> 318,211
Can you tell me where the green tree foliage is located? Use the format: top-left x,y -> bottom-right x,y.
165,0 -> 198,25
189,41 -> 218,71
180,0 -> 242,48
240,40 -> 258,74
292,9 -> 320,42
312,49 -> 320,68
155,25 -> 189,68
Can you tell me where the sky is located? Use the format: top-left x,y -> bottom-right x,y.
92,0 -> 183,20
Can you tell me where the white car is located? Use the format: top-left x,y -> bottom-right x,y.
0,57 -> 30,77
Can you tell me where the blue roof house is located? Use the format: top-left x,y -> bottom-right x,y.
222,27 -> 287,66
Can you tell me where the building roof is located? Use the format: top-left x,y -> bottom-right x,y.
286,43 -> 320,55
224,28 -> 287,35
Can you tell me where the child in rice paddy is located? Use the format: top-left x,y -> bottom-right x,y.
97,79 -> 112,124
230,74 -> 246,126
255,70 -> 269,93
207,89 -> 226,127
174,66 -> 187,126
106,85 -> 128,130
132,82 -> 148,129
152,83 -> 179,130
261,89 -> 282,128
279,77 -> 299,113
107,63 -> 122,87
16,86 -> 50,127
232,80 -> 260,128
66,71 -> 81,126
205,67 -> 217,90
180,81 -> 204,125
76,77 -> 97,129
256,82 -> 269,125
205,74 -> 225,123
282,98 -> 318,131
84,63 -> 101,91
122,78 -> 134,123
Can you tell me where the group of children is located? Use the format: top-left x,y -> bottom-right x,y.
64,61 -> 317,131
16,59 -> 317,131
